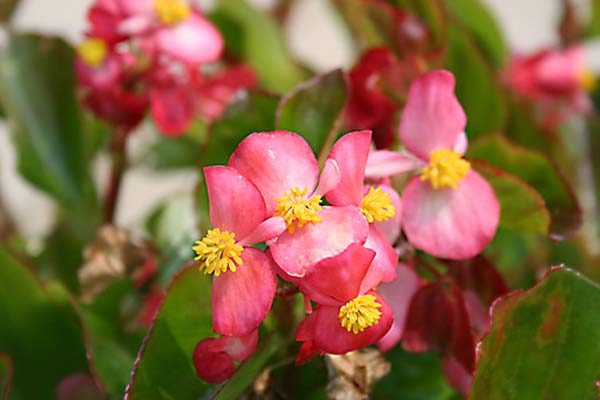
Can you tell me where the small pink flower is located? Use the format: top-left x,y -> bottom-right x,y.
192,166 -> 286,336
366,70 -> 500,260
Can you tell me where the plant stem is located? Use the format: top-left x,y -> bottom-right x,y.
102,127 -> 128,224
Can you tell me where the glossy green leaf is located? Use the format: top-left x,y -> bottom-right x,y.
473,161 -> 550,235
0,246 -> 89,399
213,0 -> 307,92
443,0 -> 507,66
445,27 -> 507,137
276,69 -> 348,155
204,91 -> 279,167
468,134 -> 581,240
0,354 -> 13,400
471,267 -> 600,400
0,34 -> 96,207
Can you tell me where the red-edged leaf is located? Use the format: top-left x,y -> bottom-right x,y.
56,373 -> 104,400
0,354 -> 13,400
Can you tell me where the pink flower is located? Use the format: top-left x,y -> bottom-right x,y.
117,0 -> 223,65
192,166 -> 286,336
193,330 -> 258,383
295,244 -> 394,361
366,70 -> 500,260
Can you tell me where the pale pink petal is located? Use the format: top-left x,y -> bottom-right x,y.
365,150 -> 424,179
299,243 -> 375,305
377,263 -> 421,352
212,248 -> 277,336
325,130 -> 372,206
313,159 -> 341,197
312,292 -> 393,354
118,0 -> 154,16
237,217 -> 286,247
360,225 -> 398,293
228,131 -> 319,215
373,184 -> 402,244
118,14 -> 154,35
398,70 -> 466,160
204,166 -> 266,240
154,13 -> 223,65
536,46 -> 583,91
270,206 -> 369,277
401,171 -> 500,260
453,132 -> 468,156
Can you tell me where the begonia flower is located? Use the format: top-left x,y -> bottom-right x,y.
366,70 -> 500,260
192,166 -> 286,336
294,244 -> 394,361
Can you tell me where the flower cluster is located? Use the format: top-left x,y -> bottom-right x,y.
191,70 -> 500,383
76,0 -> 254,135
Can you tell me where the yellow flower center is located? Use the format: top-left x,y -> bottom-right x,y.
154,0 -> 191,26
192,228 -> 243,276
338,294 -> 383,334
77,38 -> 108,67
274,187 -> 322,234
578,68 -> 597,93
420,149 -> 471,190
360,186 -> 396,223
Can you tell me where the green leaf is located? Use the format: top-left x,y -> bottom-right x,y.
276,69 -> 348,156
442,0 -> 507,66
204,91 -> 279,167
374,347 -> 457,400
0,33 -> 96,207
473,161 -> 550,235
468,134 -> 581,240
444,27 -> 507,137
212,0 -> 307,92
585,0 -> 600,37
0,354 -> 13,400
125,264 -> 214,399
471,267 -> 600,400
0,246 -> 89,399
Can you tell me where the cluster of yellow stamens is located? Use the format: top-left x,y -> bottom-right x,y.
77,38 -> 108,67
578,69 -> 597,93
360,186 -> 396,223
192,228 -> 243,276
154,0 -> 191,26
274,187 -> 323,233
338,294 -> 383,334
420,149 -> 471,190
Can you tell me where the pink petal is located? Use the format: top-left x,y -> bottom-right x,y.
441,356 -> 473,397
325,130 -> 372,206
377,263 -> 421,352
312,292 -> 393,354
154,13 -> 224,65
360,225 -> 398,293
373,184 -> 402,244
228,131 -> 319,215
237,217 -> 286,247
269,206 -> 369,277
212,247 -> 277,336
204,166 -> 266,240
401,171 -> 500,259
118,0 -> 154,16
398,70 -> 466,160
453,132 -> 468,156
313,159 -> 341,197
150,86 -> 194,136
299,243 -> 376,305
193,349 -> 234,383
365,150 -> 424,179
75,53 -> 123,90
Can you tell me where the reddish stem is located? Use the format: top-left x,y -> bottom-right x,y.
102,127 -> 128,224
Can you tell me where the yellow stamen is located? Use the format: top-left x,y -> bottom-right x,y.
420,149 -> 471,190
154,0 -> 191,26
274,187 -> 322,234
578,69 -> 597,93
361,186 -> 396,223
192,228 -> 243,276
77,38 -> 107,67
338,294 -> 383,334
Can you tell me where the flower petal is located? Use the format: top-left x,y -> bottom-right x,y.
212,247 -> 277,336
313,158 -> 341,197
228,131 -> 319,215
237,217 -> 286,247
365,150 -> 424,179
398,70 -> 466,160
150,86 -> 194,136
377,263 -> 420,352
401,171 -> 499,259
204,166 -> 266,240
270,206 -> 369,277
312,292 -> 393,354
360,225 -> 398,293
326,130 -> 372,206
154,13 -> 224,65
373,184 -> 402,244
